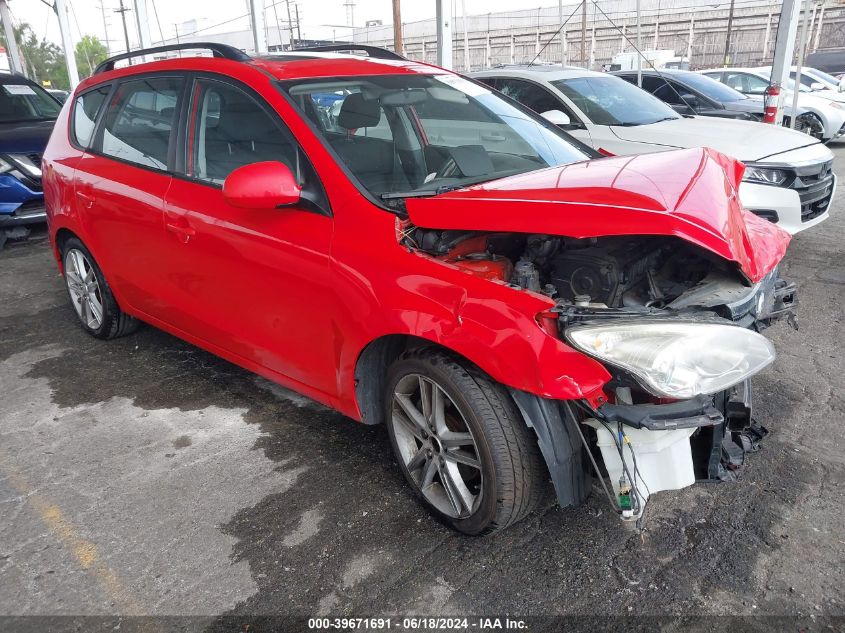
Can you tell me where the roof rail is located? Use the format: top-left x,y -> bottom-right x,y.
292,44 -> 404,61
93,42 -> 251,75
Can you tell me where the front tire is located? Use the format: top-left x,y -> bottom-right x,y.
61,237 -> 140,339
794,112 -> 825,139
385,348 -> 546,535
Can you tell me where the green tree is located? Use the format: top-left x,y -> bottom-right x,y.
0,22 -> 68,89
75,35 -> 108,79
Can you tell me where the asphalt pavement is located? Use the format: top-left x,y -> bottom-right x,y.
1,146 -> 843,632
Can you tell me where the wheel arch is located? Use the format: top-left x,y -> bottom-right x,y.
53,227 -> 81,272
354,334 -> 486,426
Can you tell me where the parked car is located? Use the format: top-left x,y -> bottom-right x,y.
0,73 -> 62,247
781,67 -> 845,99
43,43 -> 797,535
473,66 -> 834,233
799,66 -> 845,92
611,68 -> 817,130
46,88 -> 70,103
700,67 -> 845,141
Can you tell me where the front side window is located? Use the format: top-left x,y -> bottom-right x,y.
284,74 -> 589,199
98,77 -> 183,170
72,85 -> 111,148
0,80 -> 62,123
551,76 -> 678,126
188,79 -> 297,184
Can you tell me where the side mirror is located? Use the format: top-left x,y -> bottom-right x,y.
223,161 -> 301,210
838,79 -> 845,92
679,93 -> 700,109
541,109 -> 571,126
810,82 -> 825,91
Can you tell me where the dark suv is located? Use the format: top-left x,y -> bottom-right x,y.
0,73 -> 62,245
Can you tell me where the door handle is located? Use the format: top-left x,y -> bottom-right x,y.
165,219 -> 196,244
76,190 -> 95,209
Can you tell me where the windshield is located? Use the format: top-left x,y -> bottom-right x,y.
0,81 -> 62,123
282,74 -> 589,200
674,72 -> 748,102
551,75 -> 678,126
805,68 -> 841,87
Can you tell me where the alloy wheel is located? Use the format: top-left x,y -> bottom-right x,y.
390,373 -> 483,519
64,248 -> 104,329
795,113 -> 825,139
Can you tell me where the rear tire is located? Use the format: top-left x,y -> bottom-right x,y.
385,347 -> 546,535
61,236 -> 140,340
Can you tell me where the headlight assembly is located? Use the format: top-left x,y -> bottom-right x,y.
742,164 -> 790,186
566,321 -> 776,399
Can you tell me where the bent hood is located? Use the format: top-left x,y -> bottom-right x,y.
608,116 -> 818,162
406,148 -> 790,283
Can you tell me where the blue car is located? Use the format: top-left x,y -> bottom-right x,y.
0,73 -> 63,246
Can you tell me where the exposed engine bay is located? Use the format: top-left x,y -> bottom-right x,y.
405,226 -> 795,326
404,225 -> 798,523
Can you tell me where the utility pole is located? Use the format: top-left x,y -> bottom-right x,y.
687,15 -> 694,66
284,0 -> 295,50
770,0 -> 802,124
558,0 -> 565,65
0,0 -> 25,75
436,0 -> 452,69
294,3 -> 301,42
114,0 -> 132,59
723,0 -> 735,66
636,0 -> 642,86
249,0 -> 268,53
98,3 -> 111,55
581,0 -> 587,65
461,0 -> 469,70
133,1 -> 152,51
54,0 -> 80,87
654,0 -> 661,49
392,0 -> 403,55
791,0 -> 811,128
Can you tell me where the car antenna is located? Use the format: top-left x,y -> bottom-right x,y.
588,0 -> 700,115
527,0 -> 584,69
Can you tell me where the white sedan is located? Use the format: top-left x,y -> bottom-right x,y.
700,67 -> 845,141
471,66 -> 834,234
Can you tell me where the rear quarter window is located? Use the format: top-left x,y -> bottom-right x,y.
71,85 -> 111,148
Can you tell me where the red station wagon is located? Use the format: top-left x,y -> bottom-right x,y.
42,43 -> 797,534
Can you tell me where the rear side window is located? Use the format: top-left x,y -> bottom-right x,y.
98,77 -> 183,170
71,85 -> 110,148
496,78 -> 566,116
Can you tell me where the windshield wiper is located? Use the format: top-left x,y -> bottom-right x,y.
380,185 -> 462,200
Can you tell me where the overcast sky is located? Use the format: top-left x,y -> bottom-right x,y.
9,0 -> 569,50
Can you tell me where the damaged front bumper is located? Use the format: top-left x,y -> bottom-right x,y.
512,270 -> 797,522
512,383 -> 770,522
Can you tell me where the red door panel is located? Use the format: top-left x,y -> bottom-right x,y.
161,180 -> 336,396
74,153 -> 173,316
